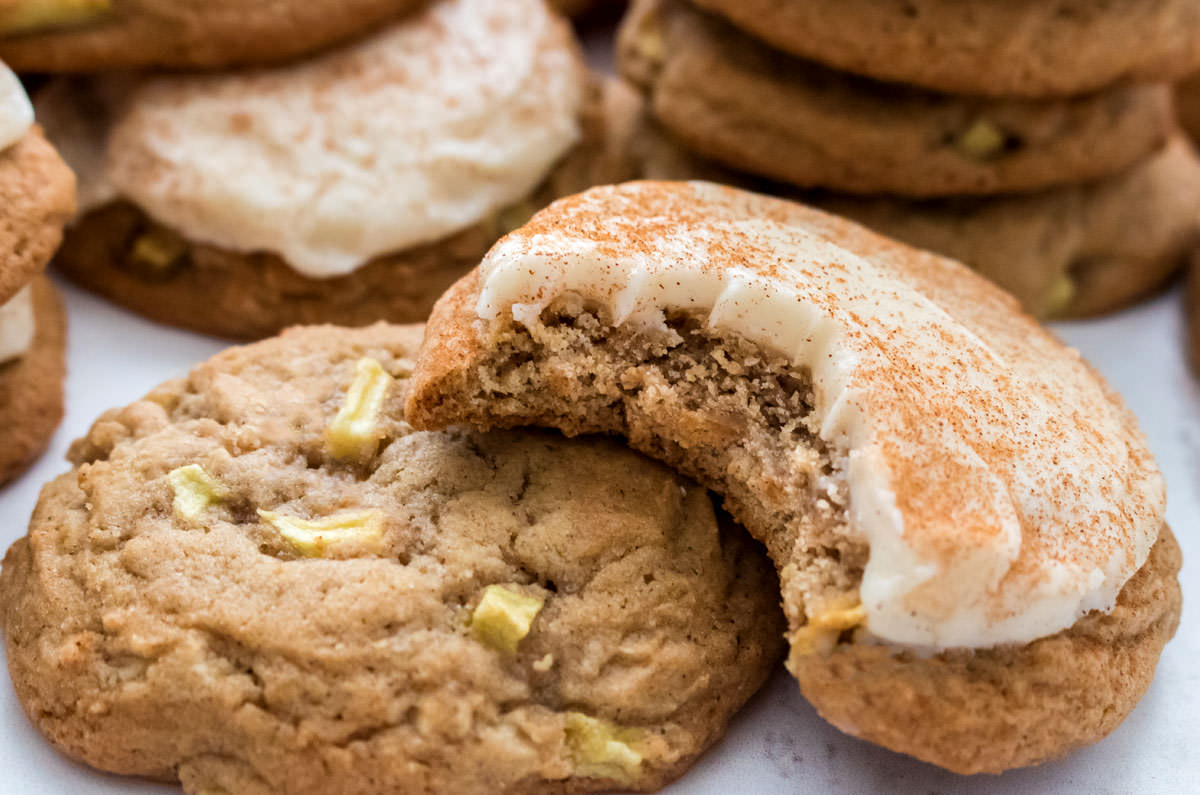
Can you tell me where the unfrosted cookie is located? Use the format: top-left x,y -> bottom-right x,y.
690,0 -> 1200,98
1175,71 -> 1200,143
403,181 -> 1180,773
622,91 -> 1200,319
821,137 -> 1200,319
0,62 -> 74,486
0,323 -> 784,794
0,277 -> 67,485
618,0 -> 1172,198
39,0 -> 635,339
0,0 -> 427,71
0,125 -> 76,304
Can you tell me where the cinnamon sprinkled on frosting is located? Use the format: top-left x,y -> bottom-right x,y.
41,0 -> 583,278
474,181 -> 1165,649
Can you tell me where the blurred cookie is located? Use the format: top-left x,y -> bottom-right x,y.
0,62 -> 74,485
621,91 -> 1199,319
0,323 -> 784,794
0,0 -> 427,71
618,0 -> 1172,197
403,181 -> 1178,773
1175,71 -> 1200,142
0,277 -> 67,485
1189,253 -> 1200,373
821,137 -> 1200,318
690,0 -> 1200,98
40,0 -> 632,339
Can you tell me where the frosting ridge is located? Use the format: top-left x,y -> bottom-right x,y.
472,181 -> 1164,649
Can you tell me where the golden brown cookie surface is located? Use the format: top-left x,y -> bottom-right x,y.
0,323 -> 784,794
0,276 -> 66,486
0,127 -> 75,304
622,95 -> 1200,319
0,0 -> 429,71
619,0 -> 1173,198
401,181 -> 1176,772
690,0 -> 1200,97
820,138 -> 1200,319
791,525 -> 1182,774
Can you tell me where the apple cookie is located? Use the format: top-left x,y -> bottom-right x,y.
622,95 -> 1200,319
403,181 -> 1181,773
0,61 -> 74,485
0,0 -> 428,71
0,322 -> 785,794
819,136 -> 1200,319
39,0 -> 636,339
617,0 -> 1172,198
689,0 -> 1200,98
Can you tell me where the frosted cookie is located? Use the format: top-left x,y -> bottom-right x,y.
40,0 -> 634,339
403,182 -> 1181,773
690,0 -> 1200,98
617,0 -> 1172,198
0,62 -> 74,485
0,0 -> 427,71
0,323 -> 784,794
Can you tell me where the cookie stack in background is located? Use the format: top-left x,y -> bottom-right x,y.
6,0 -> 636,340
618,0 -> 1200,321
0,61 -> 74,485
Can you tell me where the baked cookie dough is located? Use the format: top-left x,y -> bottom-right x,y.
39,0 -> 633,339
1175,71 -> 1200,143
403,181 -> 1179,773
621,92 -> 1200,319
0,0 -> 428,71
0,277 -> 67,485
690,0 -> 1200,98
0,62 -> 75,486
618,0 -> 1172,198
0,323 -> 785,794
821,137 -> 1200,319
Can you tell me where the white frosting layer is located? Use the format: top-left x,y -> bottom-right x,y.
0,62 -> 33,152
42,0 -> 583,278
0,286 -> 34,364
471,182 -> 1164,650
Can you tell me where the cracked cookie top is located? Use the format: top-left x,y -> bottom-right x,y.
0,322 -> 783,795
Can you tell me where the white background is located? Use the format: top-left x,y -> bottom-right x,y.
0,276 -> 1197,794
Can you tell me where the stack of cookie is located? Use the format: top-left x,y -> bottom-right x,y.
618,0 -> 1200,319
0,61 -> 74,485
6,0 -> 635,339
1,183 -> 1182,787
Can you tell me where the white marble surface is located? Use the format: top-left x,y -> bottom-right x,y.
0,276 -> 1196,794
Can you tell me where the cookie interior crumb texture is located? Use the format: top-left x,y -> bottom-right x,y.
0,323 -> 784,794
404,182 -> 1180,773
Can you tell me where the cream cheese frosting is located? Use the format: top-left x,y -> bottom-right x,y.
471,181 -> 1165,650
0,285 -> 34,364
0,61 -> 33,153
37,0 -> 583,278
